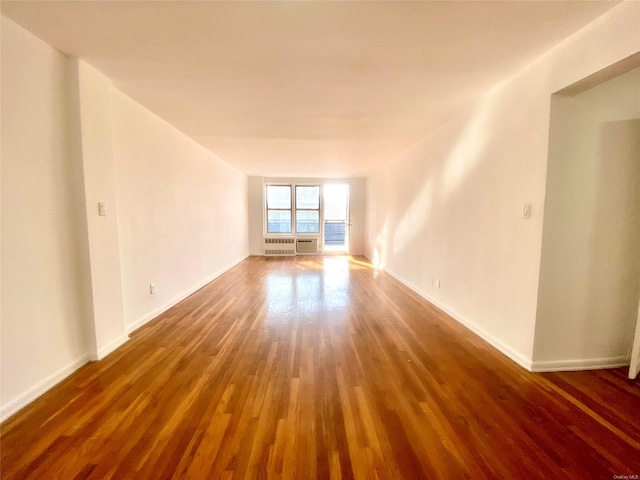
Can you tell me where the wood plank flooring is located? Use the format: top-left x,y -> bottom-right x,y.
1,255 -> 639,479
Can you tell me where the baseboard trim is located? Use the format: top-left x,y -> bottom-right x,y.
1,353 -> 93,423
1,255 -> 249,424
125,254 -> 249,334
93,333 -> 130,361
375,262 -> 533,371
530,356 -> 630,372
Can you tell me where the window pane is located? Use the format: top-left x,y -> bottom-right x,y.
267,210 -> 292,233
324,184 -> 348,221
267,185 -> 291,209
296,210 -> 320,233
296,186 -> 320,210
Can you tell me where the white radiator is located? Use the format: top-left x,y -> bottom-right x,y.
264,237 -> 296,256
296,238 -> 318,254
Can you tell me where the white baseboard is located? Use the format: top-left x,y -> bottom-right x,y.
376,263 -> 533,371
126,254 -> 249,334
93,333 -> 130,361
531,356 -> 630,372
367,257 -> 631,374
0,353 -> 93,423
1,255 -> 249,424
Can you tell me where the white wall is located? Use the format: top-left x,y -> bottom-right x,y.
247,176 -> 366,256
1,15 -> 250,419
534,68 -> 640,369
248,176 -> 265,255
76,60 -> 128,358
111,90 -> 249,332
365,1 -> 640,369
1,17 -> 94,418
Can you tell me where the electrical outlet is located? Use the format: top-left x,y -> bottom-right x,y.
433,278 -> 440,288
150,283 -> 156,295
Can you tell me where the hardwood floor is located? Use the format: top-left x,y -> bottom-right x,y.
1,255 -> 639,479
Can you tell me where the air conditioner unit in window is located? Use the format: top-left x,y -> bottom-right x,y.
296,238 -> 318,254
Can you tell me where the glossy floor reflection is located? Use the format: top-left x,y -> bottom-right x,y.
266,256 -> 351,317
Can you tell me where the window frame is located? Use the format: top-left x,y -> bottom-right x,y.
265,184 -> 293,234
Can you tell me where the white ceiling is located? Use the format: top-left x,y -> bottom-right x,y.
1,1 -> 621,177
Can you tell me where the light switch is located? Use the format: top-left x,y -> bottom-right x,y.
522,204 -> 531,219
98,202 -> 107,216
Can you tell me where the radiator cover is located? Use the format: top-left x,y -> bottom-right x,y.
264,237 -> 296,256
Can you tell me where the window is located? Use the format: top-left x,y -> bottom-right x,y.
266,185 -> 292,233
265,184 -> 321,235
295,185 -> 320,233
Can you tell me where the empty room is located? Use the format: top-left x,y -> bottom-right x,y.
1,1 -> 639,478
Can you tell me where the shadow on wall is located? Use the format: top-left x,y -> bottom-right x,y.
585,119 -> 640,354
369,77 -> 533,300
371,216 -> 390,269
370,90 -> 497,271
535,79 -> 640,366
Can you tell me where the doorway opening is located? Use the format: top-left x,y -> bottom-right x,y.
534,63 -> 640,377
323,184 -> 349,254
